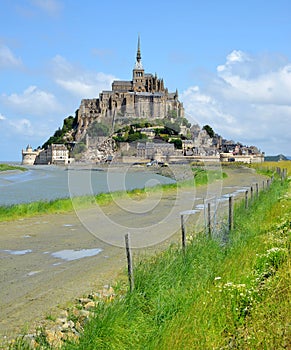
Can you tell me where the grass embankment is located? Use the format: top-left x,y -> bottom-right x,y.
0,168 -> 226,222
54,163 -> 290,349
0,164 -> 26,172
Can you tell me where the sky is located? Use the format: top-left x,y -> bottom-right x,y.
0,0 -> 291,161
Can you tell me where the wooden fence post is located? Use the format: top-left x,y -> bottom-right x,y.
228,196 -> 233,231
256,183 -> 259,197
281,168 -> 287,182
125,233 -> 134,292
245,190 -> 248,209
207,202 -> 211,237
250,186 -> 253,200
181,214 -> 186,252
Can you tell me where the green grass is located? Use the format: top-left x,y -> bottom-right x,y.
0,164 -> 26,172
192,167 -> 227,185
57,171 -> 289,350
0,168 -> 226,222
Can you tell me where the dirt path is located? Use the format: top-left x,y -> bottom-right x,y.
0,167 -> 266,340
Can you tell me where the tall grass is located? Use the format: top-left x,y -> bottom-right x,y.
251,160 -> 291,177
56,168 -> 290,349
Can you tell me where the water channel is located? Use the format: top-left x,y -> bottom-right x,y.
0,165 -> 175,206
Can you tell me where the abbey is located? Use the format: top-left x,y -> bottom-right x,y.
75,37 -> 184,141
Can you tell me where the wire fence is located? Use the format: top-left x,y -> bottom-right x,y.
124,167 -> 288,291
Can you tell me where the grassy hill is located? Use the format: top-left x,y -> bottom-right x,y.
264,154 -> 289,162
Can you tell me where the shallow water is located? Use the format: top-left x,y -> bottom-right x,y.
1,249 -> 32,255
0,165 -> 175,206
51,248 -> 103,261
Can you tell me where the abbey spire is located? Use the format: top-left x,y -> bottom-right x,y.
134,35 -> 143,69
136,35 -> 141,63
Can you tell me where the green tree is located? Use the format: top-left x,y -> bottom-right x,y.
203,124 -> 215,138
181,117 -> 191,128
42,128 -> 63,148
63,116 -> 76,132
42,115 -> 78,149
170,138 -> 182,149
127,132 -> 147,142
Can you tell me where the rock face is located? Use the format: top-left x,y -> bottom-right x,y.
80,136 -> 117,163
74,37 -> 184,142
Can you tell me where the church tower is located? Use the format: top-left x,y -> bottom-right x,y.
132,35 -> 145,92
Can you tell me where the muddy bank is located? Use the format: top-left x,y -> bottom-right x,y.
0,167 -> 267,342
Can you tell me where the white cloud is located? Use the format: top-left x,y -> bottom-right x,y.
0,113 -> 55,141
182,86 -> 236,128
0,113 -> 6,120
51,55 -> 116,98
29,0 -> 63,16
217,50 -> 251,74
216,64 -> 291,105
182,51 -> 291,155
0,45 -> 22,68
8,118 -> 32,136
1,86 -> 61,116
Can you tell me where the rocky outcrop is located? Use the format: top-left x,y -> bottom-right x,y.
8,285 -> 116,349
80,137 -> 117,163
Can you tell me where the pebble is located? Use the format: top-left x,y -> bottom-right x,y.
2,279 -> 127,350
84,301 -> 96,310
7,284 -> 117,348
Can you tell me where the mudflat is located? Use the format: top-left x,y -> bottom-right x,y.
0,167 -> 266,340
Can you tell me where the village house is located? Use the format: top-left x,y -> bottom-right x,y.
22,144 -> 69,165
136,142 -> 175,160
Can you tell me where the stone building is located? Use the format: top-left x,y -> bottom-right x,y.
75,37 -> 184,141
136,142 -> 175,160
45,144 -> 69,164
22,145 -> 39,165
181,125 -> 220,156
22,144 -> 69,165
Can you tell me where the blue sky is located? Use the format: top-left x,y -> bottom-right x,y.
1,0 -> 291,161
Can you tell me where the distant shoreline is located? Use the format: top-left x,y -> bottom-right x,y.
0,164 -> 27,173
0,165 -> 229,222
